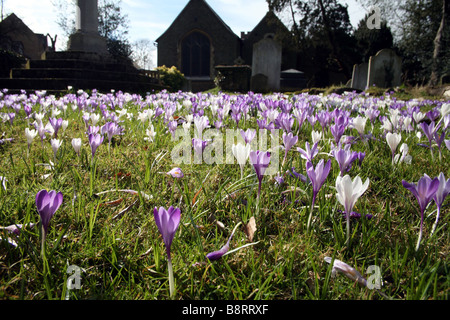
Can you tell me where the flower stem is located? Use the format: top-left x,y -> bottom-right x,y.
167,257 -> 175,299
415,212 -> 424,251
306,194 -> 316,233
430,206 -> 440,236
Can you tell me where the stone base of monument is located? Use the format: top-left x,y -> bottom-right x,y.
0,51 -> 166,95
68,31 -> 108,55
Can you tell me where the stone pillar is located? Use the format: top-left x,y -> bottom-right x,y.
68,0 -> 108,54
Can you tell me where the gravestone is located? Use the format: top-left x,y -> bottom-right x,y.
367,49 -> 402,88
68,0 -> 108,54
351,62 -> 369,91
251,34 -> 281,92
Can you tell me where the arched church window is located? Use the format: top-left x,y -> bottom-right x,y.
181,31 -> 210,77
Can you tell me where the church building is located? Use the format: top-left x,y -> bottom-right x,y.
155,0 -> 299,92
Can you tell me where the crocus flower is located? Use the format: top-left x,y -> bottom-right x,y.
167,167 -> 184,178
50,138 -> 62,161
153,206 -> 181,298
402,174 -> 439,251
206,222 -> 241,261
332,145 -> 358,175
88,133 -> 104,160
193,115 -> 209,138
306,159 -> 331,206
431,173 -> 450,236
386,132 -> 401,165
144,124 -> 156,142
240,129 -> 256,145
168,120 -> 178,139
35,190 -> 63,242
306,159 -> 331,231
419,121 -> 437,153
336,174 -> 369,243
330,123 -> 346,145
324,257 -> 367,288
232,142 -> 251,179
297,141 -> 318,162
49,117 -> 63,138
249,150 -> 271,200
25,127 -> 38,157
351,116 -> 367,137
72,138 -> 82,157
282,132 -> 298,165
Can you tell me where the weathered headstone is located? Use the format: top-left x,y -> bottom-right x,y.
367,49 -> 402,88
251,34 -> 281,92
351,62 -> 369,91
68,0 -> 108,54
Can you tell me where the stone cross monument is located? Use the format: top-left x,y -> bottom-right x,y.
68,0 -> 108,54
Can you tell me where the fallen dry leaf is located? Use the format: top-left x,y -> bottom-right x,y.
244,216 -> 257,242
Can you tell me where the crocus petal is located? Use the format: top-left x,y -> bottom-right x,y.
167,167 -> 184,178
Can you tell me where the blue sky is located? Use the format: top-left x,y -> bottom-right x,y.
3,0 -> 368,67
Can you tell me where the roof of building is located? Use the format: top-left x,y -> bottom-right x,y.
156,0 -> 238,42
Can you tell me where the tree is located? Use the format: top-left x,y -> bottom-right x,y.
357,0 -> 450,85
131,39 -> 155,70
267,0 -> 359,86
429,0 -> 450,86
354,14 -> 394,62
53,0 -> 131,58
98,0 -> 131,58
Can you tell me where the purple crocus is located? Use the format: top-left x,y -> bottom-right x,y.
332,145 -> 358,175
206,223 -> 240,261
240,129 -> 256,145
297,141 -> 318,162
167,167 -> 184,179
88,133 -> 104,160
153,206 -> 181,260
431,173 -> 450,235
402,174 -> 440,250
306,159 -> 331,207
305,159 -> 331,231
249,150 -> 271,200
49,117 -> 63,138
153,206 -> 181,298
192,138 -> 209,161
419,121 -> 438,151
35,190 -> 63,241
282,132 -> 298,164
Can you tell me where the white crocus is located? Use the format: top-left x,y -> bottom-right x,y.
352,116 -> 367,136
90,113 -> 100,126
386,132 -> 401,164
440,103 -> 450,118
394,143 -> 412,165
413,111 -> 425,124
72,138 -> 82,157
25,127 -> 38,147
50,138 -> 62,161
311,130 -> 322,145
232,142 -> 251,180
144,124 -> 157,142
61,120 -> 69,133
335,174 -> 370,243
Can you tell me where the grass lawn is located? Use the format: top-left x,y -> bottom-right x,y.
0,87 -> 448,301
